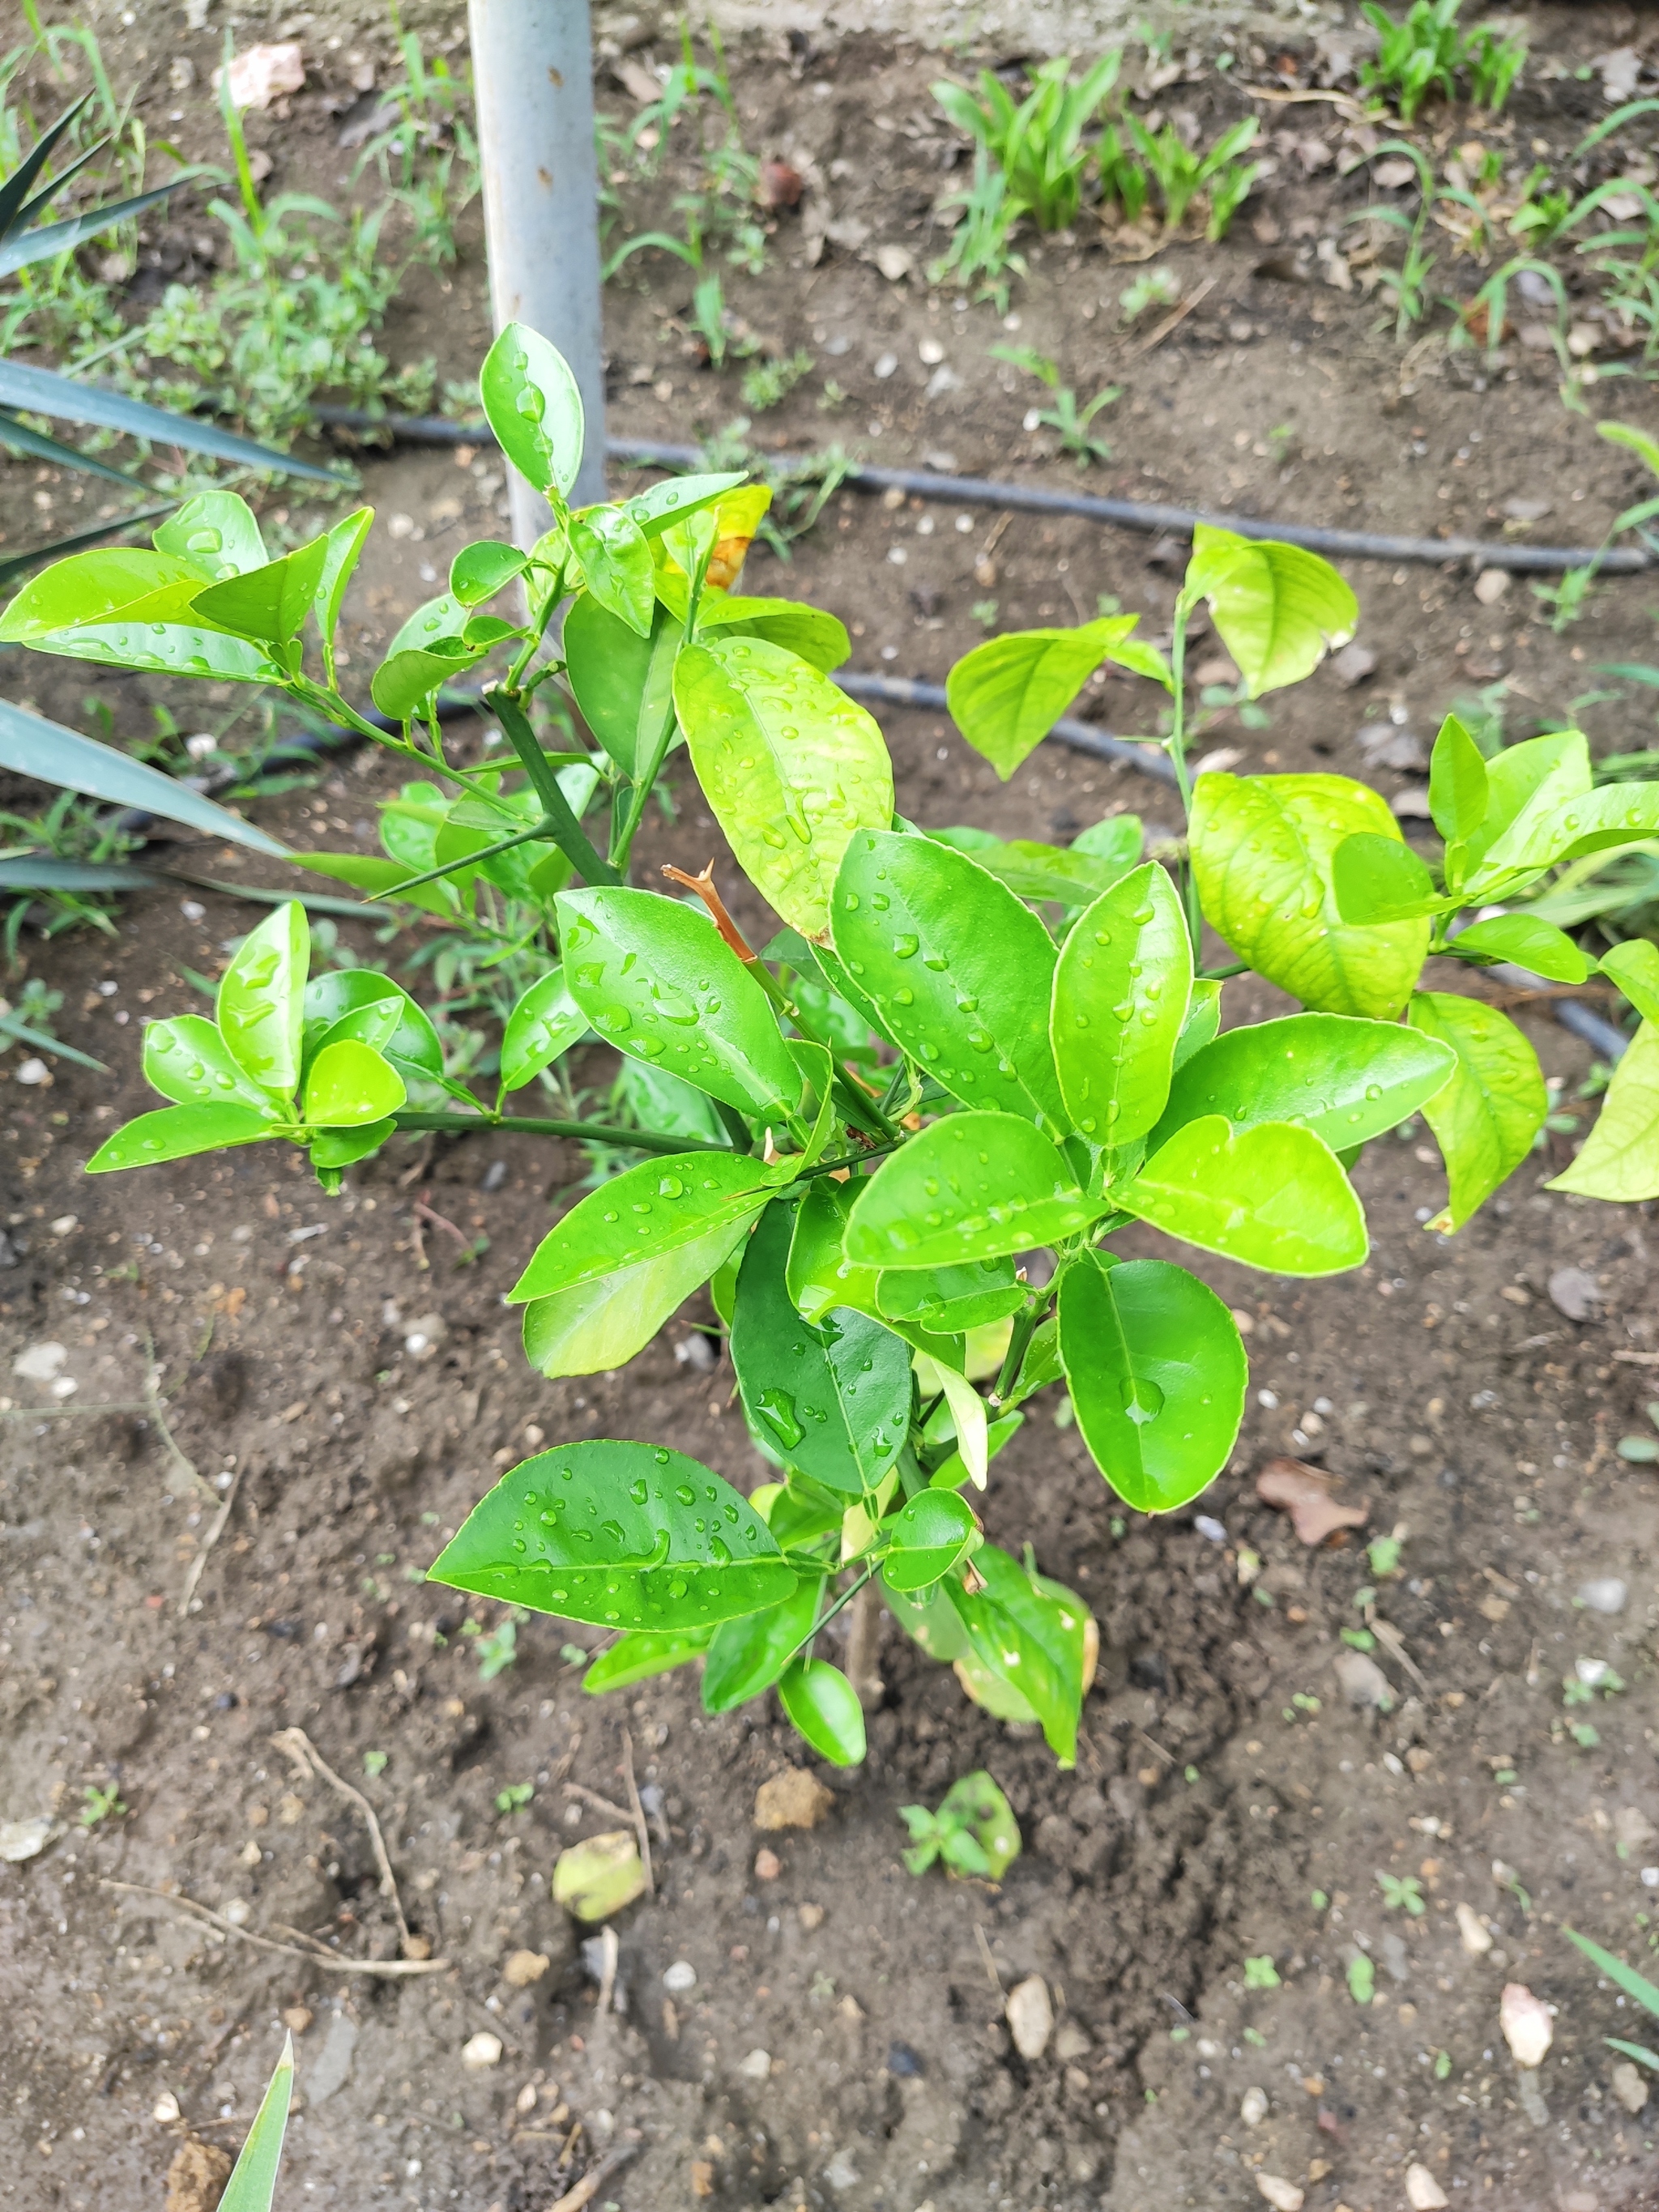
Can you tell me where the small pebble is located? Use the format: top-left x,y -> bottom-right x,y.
502,1950 -> 549,1988
1473,568 -> 1510,605
152,2093 -> 181,2124
1333,1649 -> 1392,1709
1255,2177 -> 1303,2212
798,1903 -> 825,1931
1456,1903 -> 1493,1954
11,1341 -> 66,1382
754,1848 -> 782,1882
754,1769 -> 834,1831
1193,1515 -> 1227,1545
1499,1982 -> 1553,2069
1405,2162 -> 1450,2210
461,2032 -> 503,2069
1579,1578 -> 1627,1616
1547,1266 -> 1600,1321
1612,2059 -> 1650,2114
1240,2086 -> 1269,2127
1005,1975 -> 1053,2061
663,1960 -> 697,1994
15,1058 -> 47,1085
737,2048 -> 772,2080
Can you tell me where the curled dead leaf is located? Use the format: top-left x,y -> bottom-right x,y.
1256,1459 -> 1369,1545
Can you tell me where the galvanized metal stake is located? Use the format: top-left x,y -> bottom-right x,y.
467,0 -> 608,537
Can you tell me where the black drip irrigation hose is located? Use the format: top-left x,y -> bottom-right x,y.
311,407 -> 1653,578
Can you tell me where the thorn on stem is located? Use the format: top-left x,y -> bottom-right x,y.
661,860 -> 755,961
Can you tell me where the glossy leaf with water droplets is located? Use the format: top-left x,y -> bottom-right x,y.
501,965 -> 588,1092
522,1217 -> 750,1379
881,1489 -> 979,1593
509,1151 -> 786,1305
786,1176 -> 883,1324
1057,1251 -> 1246,1514
142,1014 -> 273,1110
301,1038 -> 406,1127
557,886 -> 799,1121
843,1112 -> 1108,1272
1184,526 -> 1357,697
303,970 -> 443,1083
313,506 -> 373,659
696,595 -> 851,673
190,535 -> 331,644
945,616 -> 1148,780
1120,1115 -> 1367,1275
217,900 -> 308,1097
833,830 -> 1064,1127
0,548 -> 211,638
480,321 -> 585,500
875,1253 -> 1026,1334
944,1544 -> 1090,1765
674,637 -> 894,940
569,504 -> 656,638
1151,1012 -> 1456,1155
85,1102 -> 279,1173
427,1440 -> 797,1630
582,1626 -> 714,1694
564,593 -> 680,779
1190,773 -> 1429,1018
1405,991 -> 1546,1229
1050,861 -> 1190,1146
731,1200 -> 913,1495
153,492 -> 268,578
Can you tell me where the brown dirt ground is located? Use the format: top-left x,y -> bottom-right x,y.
6,6 -> 1659,2212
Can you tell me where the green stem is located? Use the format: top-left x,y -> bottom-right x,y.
391,1109 -> 731,1156
486,688 -> 620,885
783,1563 -> 881,1669
1200,960 -> 1247,981
789,1140 -> 902,1182
611,710 -> 680,876
377,816 -> 558,897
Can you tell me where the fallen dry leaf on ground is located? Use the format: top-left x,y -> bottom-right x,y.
1256,1459 -> 1369,1545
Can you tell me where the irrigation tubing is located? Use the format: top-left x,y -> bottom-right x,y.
310,407 -> 1653,578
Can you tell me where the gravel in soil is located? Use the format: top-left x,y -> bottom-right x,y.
6,7 -> 1659,2210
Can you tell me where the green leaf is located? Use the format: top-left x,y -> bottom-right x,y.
932,1771 -> 1021,1880
1051,860 -> 1191,1144
583,1626 -> 714,1693
304,970 -> 441,1077
1406,991 -> 1546,1230
731,1200 -> 912,1494
501,966 -> 588,1091
301,1039 -> 406,1127
509,1152 -> 780,1303
153,492 -> 269,578
1472,782 -> 1659,895
936,829 -> 1142,907
570,505 -> 655,638
876,1255 -> 1026,1334
522,1218 -> 747,1379
1173,978 -> 1222,1071
191,535 -> 330,644
1058,1252 -> 1246,1512
1121,1116 -> 1367,1274
142,1015 -> 269,1109
778,1658 -> 866,1765
450,538 -> 528,607
313,506 -> 373,657
1154,1012 -> 1456,1153
1331,833 -> 1439,925
1565,1926 -> 1659,2021
1428,713 -> 1489,843
881,1490 -> 979,1592
1184,526 -> 1358,697
1074,814 -> 1145,868
1450,914 -> 1591,984
480,322 -> 584,500
945,616 -> 1141,779
844,1113 -> 1107,1269
386,591 -> 467,654
834,829 -> 1063,1127
429,1441 -> 797,1629
557,887 -> 798,1121
370,637 -> 482,721
945,1545 -> 1090,1764
786,1177 -> 884,1323
564,593 -> 680,778
697,595 -> 851,672
11,612 -> 274,684
1461,731 -> 1592,888
675,637 -> 894,939
1548,1019 -> 1659,1204
219,2035 -> 295,2212
1601,940 -> 1659,1025
217,901 -> 308,1095
1191,774 -> 1430,1017
296,850 -> 459,919
702,1575 -> 826,1712
309,1119 -> 393,1171
85,1102 -> 278,1173
618,470 -> 748,537
0,546 -> 220,638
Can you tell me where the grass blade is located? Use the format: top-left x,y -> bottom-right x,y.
220,2035 -> 294,2212
0,698 -> 289,858
1566,1927 -> 1659,2018
0,359 -> 333,479
0,855 -> 160,891
0,406 -> 146,485
0,505 -> 175,586
1607,2036 -> 1659,2072
0,1011 -> 107,1070
0,181 -> 186,278
0,95 -> 89,238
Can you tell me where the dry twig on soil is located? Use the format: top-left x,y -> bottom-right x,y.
100,1880 -> 447,1976
269,1725 -> 418,1954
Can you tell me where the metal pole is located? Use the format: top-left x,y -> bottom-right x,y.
467,0 -> 608,537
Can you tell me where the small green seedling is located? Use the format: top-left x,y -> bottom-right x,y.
495,1780 -> 535,1815
1243,1954 -> 1282,1989
1348,1954 -> 1377,2004
362,1750 -> 388,1779
1367,1534 -> 1403,1577
219,2034 -> 294,2211
899,1770 -> 1021,1880
1377,1872 -> 1426,1916
932,54 -> 1122,233
467,1617 -> 520,1681
1360,0 -> 1526,123
1120,267 -> 1181,323
79,1782 -> 126,1828
991,344 -> 1121,466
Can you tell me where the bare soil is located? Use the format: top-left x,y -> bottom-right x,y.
6,7 -> 1659,2212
